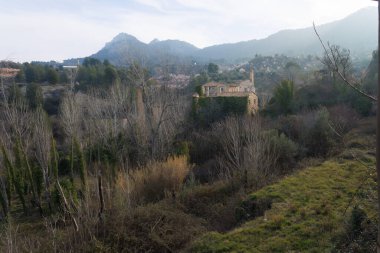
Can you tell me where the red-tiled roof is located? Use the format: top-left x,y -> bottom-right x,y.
0,68 -> 20,78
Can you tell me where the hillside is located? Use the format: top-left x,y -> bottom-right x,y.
90,33 -> 198,67
87,7 -> 376,66
189,119 -> 377,252
197,7 -> 376,61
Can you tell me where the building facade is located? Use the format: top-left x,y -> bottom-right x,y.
200,68 -> 258,114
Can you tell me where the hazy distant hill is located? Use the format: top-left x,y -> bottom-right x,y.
149,39 -> 198,57
88,7 -> 377,66
91,33 -> 198,67
197,7 -> 377,61
91,33 -> 149,65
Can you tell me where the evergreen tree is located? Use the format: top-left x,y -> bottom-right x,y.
74,138 -> 87,191
269,80 -> 295,115
26,83 -> 43,109
104,66 -> 118,85
1,146 -> 14,208
8,83 -> 24,105
47,68 -> 59,84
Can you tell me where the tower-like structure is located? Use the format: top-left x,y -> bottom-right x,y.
250,66 -> 255,93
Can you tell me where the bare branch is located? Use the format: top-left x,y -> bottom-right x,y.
313,22 -> 377,102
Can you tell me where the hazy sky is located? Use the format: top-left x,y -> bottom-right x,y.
0,0 -> 377,62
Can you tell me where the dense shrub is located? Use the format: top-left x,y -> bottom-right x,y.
188,129 -> 222,165
266,130 -> 299,171
179,180 -> 243,231
277,108 -> 337,157
303,108 -> 335,156
128,156 -> 191,204
351,95 -> 373,116
193,97 -> 248,127
328,104 -> 359,135
294,83 -> 336,111
105,202 -> 206,253
267,80 -> 295,115
191,159 -> 221,183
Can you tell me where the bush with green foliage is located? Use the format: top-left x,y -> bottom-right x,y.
276,108 -> 337,157
266,80 -> 295,116
7,84 -> 24,104
26,83 -> 44,109
303,108 -> 335,156
46,68 -> 59,84
266,130 -> 299,171
193,97 -> 248,127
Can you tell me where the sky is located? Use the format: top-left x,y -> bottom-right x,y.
0,0 -> 377,62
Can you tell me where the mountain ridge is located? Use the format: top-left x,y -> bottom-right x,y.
85,7 -> 377,66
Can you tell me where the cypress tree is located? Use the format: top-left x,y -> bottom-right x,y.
17,139 -> 43,214
12,142 -> 27,214
2,146 -> 14,207
74,138 -> 87,192
0,178 -> 9,217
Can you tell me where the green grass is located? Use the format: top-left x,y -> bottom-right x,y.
189,152 -> 376,252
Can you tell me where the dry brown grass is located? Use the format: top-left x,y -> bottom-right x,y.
126,155 -> 191,204
105,201 -> 206,253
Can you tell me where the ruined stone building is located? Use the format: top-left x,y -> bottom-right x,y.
197,67 -> 258,115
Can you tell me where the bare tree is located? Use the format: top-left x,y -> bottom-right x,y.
215,116 -> 278,189
84,83 -> 189,164
60,91 -> 83,142
321,45 -> 352,78
32,107 -> 53,211
143,86 -> 189,160
60,91 -> 84,181
313,23 -> 376,101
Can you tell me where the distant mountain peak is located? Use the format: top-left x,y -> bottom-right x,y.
102,33 -> 143,51
109,33 -> 139,44
150,38 -> 160,44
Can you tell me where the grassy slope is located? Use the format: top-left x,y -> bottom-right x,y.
189,120 -> 377,253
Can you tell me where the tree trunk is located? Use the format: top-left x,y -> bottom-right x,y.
56,180 -> 79,232
98,171 -> 105,221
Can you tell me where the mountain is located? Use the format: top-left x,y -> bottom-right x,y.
149,39 -> 198,57
91,33 -> 149,65
197,7 -> 376,61
89,7 -> 377,66
91,33 -> 198,67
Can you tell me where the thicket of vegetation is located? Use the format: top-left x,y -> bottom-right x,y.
191,125 -> 377,252
2,58 -> 148,91
264,49 -> 377,118
0,48 -> 377,252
